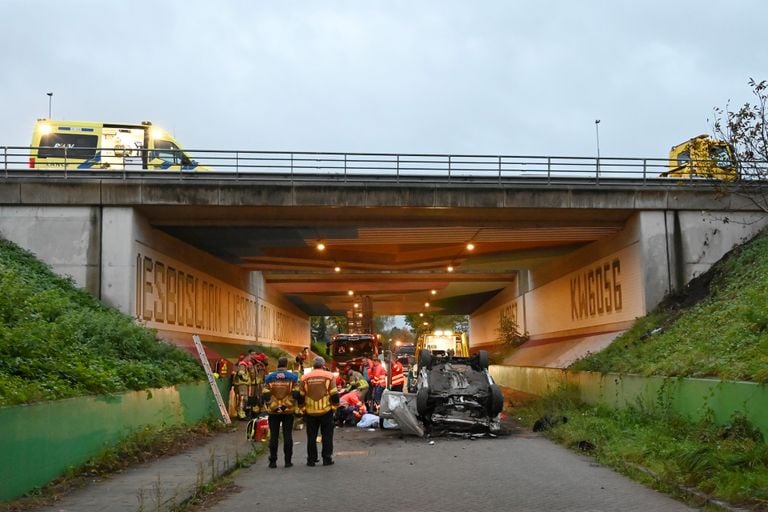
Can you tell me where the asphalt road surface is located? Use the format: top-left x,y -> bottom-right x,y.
207,424 -> 696,512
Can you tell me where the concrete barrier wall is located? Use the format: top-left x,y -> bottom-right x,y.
0,380 -> 228,502
491,365 -> 768,438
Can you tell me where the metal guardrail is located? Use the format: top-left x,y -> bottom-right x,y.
2,146 -> 765,185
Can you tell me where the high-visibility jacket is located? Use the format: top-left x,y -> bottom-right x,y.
214,358 -> 230,377
233,362 -> 251,386
390,359 -> 405,388
369,362 -> 386,388
344,370 -> 369,394
340,391 -> 366,420
340,390 -> 364,408
262,368 -> 300,415
300,368 -> 340,416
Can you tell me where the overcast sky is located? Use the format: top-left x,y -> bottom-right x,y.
2,1 -> 766,159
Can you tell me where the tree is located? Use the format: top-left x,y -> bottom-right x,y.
712,78 -> 768,211
310,316 -> 328,343
496,311 -> 528,347
310,315 -> 348,343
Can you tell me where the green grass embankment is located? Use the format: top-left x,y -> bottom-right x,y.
571,228 -> 768,382
0,239 -> 204,406
514,228 -> 768,509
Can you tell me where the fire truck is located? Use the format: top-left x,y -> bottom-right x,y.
329,333 -> 379,372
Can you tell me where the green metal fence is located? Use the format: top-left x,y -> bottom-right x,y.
491,365 -> 768,438
0,380 -> 229,502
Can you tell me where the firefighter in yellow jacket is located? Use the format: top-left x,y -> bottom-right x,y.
232,357 -> 252,419
299,356 -> 340,466
262,357 -> 301,468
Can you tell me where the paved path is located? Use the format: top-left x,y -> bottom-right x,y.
29,426 -> 252,512
211,426 -> 697,512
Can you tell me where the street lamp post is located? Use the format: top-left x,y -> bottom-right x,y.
46,92 -> 53,119
594,119 -> 601,175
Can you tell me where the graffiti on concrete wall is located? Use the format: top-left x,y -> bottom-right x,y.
569,258 -> 622,321
135,250 -> 257,340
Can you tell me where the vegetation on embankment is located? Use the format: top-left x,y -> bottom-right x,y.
513,229 -> 768,509
514,390 -> 768,510
0,239 -> 204,406
570,227 -> 768,382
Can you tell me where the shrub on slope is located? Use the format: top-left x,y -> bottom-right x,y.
0,239 -> 203,406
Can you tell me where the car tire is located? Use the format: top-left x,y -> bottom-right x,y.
416,386 -> 430,417
418,349 -> 432,370
489,384 -> 504,415
478,350 -> 489,370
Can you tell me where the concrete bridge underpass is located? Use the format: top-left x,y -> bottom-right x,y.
0,169 -> 765,366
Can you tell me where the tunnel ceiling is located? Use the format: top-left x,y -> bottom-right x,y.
144,205 -> 631,317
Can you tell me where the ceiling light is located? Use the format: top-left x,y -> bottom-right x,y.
347,290 -> 354,296
466,242 -> 475,251
334,266 -> 341,272
353,303 -> 359,308
419,313 -> 424,317
447,265 -> 454,272
424,302 -> 430,308
316,242 -> 326,251
431,289 -> 437,295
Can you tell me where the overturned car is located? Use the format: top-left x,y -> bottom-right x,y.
415,349 -> 504,435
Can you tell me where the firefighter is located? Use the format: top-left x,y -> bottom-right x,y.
336,388 -> 366,426
232,356 -> 252,419
247,351 -> 269,417
342,365 -> 369,402
295,347 -> 309,373
368,358 -> 387,412
299,356 -> 340,466
262,357 -> 300,468
390,356 -> 405,392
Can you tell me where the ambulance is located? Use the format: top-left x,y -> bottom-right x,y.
29,119 -> 206,171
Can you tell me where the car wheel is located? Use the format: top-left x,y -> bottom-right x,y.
418,349 -> 432,370
489,384 -> 504,415
416,386 -> 430,417
478,350 -> 489,370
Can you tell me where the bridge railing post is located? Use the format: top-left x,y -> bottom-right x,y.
3,146 -> 6,177
448,155 -> 452,181
498,155 -> 502,184
396,154 -> 400,183
235,151 -> 240,180
344,153 -> 348,182
595,157 -> 600,184
643,159 -> 647,183
547,157 -> 551,184
290,153 -> 294,184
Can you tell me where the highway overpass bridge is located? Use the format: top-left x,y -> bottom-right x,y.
0,163 -> 765,366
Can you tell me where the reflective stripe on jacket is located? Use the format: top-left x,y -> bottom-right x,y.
262,368 -> 300,415
300,368 -> 340,416
369,363 -> 386,387
390,360 -> 405,387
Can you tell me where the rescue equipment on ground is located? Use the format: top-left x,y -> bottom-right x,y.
246,415 -> 270,442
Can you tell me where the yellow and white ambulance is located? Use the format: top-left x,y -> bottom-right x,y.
29,119 -> 206,171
